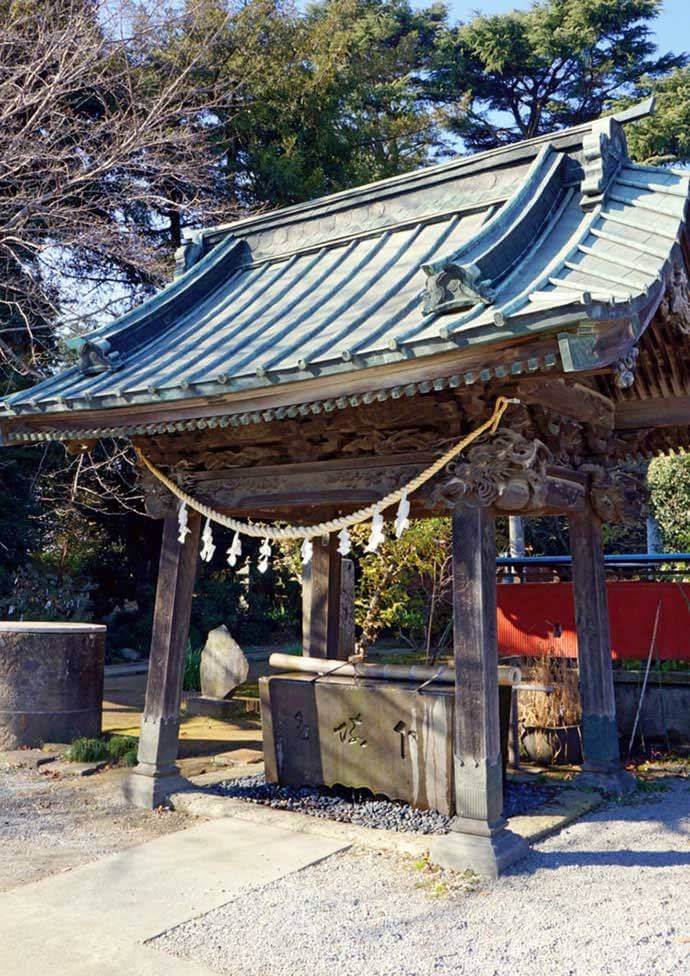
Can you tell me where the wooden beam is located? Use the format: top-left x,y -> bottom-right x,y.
615,395 -> 690,430
517,379 -> 614,428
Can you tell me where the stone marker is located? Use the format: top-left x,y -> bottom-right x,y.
200,625 -> 249,700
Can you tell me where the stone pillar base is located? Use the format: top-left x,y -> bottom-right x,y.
121,766 -> 192,809
430,824 -> 528,878
576,767 -> 636,797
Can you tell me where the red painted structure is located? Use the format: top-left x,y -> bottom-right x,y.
497,582 -> 690,661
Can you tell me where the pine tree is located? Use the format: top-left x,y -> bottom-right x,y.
429,0 -> 687,152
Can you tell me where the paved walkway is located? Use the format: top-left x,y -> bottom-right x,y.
0,815 -> 348,976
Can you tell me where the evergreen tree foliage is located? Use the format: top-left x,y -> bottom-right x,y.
648,455 -> 690,553
625,67 -> 690,165
2,0 -> 689,649
428,0 -> 687,151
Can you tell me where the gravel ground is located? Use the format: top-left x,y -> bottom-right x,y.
213,773 -> 555,833
0,766 -> 193,892
153,776 -> 690,976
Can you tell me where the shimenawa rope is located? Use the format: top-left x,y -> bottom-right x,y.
135,396 -> 516,542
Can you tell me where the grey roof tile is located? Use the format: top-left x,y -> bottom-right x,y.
4,101 -> 688,426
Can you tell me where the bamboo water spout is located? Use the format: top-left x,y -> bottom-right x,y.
268,653 -> 521,687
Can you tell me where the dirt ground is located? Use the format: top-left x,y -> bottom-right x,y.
0,764 -> 195,892
0,665 -> 267,894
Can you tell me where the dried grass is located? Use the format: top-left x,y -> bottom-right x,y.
519,656 -> 582,728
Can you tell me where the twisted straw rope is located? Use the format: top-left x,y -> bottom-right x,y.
135,396 -> 516,541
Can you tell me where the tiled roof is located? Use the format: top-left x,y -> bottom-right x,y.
3,99 -> 688,436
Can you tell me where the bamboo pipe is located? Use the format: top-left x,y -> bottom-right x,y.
268,653 -> 521,687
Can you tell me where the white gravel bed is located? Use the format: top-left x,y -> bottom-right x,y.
152,777 -> 690,976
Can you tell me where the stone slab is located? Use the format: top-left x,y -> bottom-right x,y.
186,695 -> 244,721
211,747 -> 263,766
169,781 -> 605,862
40,760 -> 107,778
0,748 -> 60,770
509,787 -> 603,844
0,815 -> 348,976
169,788 -> 434,856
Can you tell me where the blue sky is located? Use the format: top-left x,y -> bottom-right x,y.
435,0 -> 689,56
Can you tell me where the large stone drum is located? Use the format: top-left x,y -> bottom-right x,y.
0,622 -> 106,749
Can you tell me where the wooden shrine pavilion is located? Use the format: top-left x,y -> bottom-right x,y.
3,98 -> 690,875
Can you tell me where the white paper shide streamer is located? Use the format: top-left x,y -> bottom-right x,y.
140,398 -> 514,571
337,526 -> 351,556
226,531 -> 242,567
300,537 -> 313,565
200,518 -> 216,562
394,491 -> 410,538
257,538 -> 272,574
177,502 -> 192,544
365,508 -> 386,553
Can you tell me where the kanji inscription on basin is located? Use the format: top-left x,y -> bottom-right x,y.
260,672 -> 455,813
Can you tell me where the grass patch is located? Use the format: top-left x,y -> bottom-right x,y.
65,735 -> 138,767
635,776 -> 670,794
406,852 -> 479,898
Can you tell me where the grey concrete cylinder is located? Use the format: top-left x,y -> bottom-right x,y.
0,622 -> 106,749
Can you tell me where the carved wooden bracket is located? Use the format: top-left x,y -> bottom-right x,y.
659,261 -> 690,337
581,464 -> 649,524
140,467 -> 178,519
429,429 -> 556,512
614,346 -> 639,389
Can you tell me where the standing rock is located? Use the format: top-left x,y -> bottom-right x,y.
200,625 -> 249,700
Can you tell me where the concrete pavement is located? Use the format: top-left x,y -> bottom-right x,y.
0,814 -> 348,975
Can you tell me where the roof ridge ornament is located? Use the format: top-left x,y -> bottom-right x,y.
581,115 -> 630,210
421,144 -> 567,315
78,336 -> 121,375
174,230 -> 204,278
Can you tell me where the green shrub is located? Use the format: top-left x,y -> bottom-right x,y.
65,737 -> 110,763
649,454 -> 690,552
183,641 -> 202,692
65,734 -> 138,766
106,735 -> 138,764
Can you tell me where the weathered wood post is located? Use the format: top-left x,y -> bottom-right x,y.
569,505 -> 634,793
302,532 -> 347,659
431,505 -> 527,876
124,510 -> 201,808
338,557 -> 356,659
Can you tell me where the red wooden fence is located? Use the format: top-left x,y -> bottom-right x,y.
497,581 -> 690,660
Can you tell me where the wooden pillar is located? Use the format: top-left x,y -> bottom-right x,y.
124,510 -> 201,808
431,505 -> 526,876
302,533 -> 346,659
569,506 -> 633,791
507,515 -> 525,584
338,558 -> 356,659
